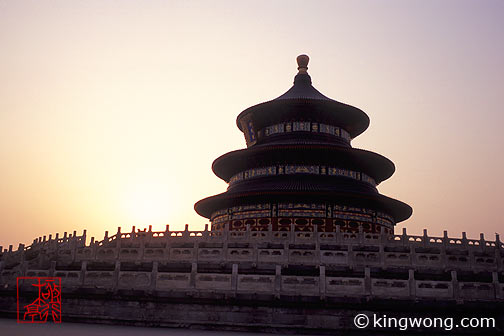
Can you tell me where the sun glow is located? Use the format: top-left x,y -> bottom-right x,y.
121,181 -> 174,229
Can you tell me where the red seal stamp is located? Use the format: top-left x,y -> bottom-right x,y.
17,277 -> 62,323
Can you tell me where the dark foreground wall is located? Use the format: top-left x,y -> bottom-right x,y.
2,228 -> 503,334
1,289 -> 503,335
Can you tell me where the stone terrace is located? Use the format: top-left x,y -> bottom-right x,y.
1,225 -> 503,302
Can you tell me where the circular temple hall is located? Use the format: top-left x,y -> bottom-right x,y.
195,55 -> 412,235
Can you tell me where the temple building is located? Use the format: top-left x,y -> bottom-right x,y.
195,55 -> 412,234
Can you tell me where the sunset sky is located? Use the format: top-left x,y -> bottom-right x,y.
1,1 -> 503,248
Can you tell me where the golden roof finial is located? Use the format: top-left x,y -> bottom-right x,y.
296,54 -> 309,74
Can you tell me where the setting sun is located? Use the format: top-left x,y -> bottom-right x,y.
120,181 -> 176,231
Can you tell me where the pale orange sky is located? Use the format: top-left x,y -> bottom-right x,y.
1,1 -> 503,248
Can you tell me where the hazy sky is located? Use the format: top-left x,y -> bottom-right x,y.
1,1 -> 503,248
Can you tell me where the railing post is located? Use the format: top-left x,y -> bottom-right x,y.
115,233 -> 121,260
364,267 -> 371,296
115,227 -> 121,249
113,260 -> 120,292
82,229 -> 87,246
409,244 -> 416,267
495,234 -> 502,272
408,269 -> 416,298
492,272 -> 501,299
275,264 -> 282,298
71,234 -> 77,262
451,270 -> 459,300
151,261 -> 158,292
348,244 -> 354,268
18,243 -> 25,262
139,234 -> 145,261
190,262 -> 197,289
92,238 -> 98,260
441,231 -> 448,268
379,244 -> 385,267
231,263 -> 238,295
335,225 -> 341,244
80,260 -> 87,287
379,225 -> 387,244
319,265 -> 326,299
165,225 -> 170,244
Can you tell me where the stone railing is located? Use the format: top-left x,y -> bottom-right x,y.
5,259 -> 503,302
1,225 -> 503,303
2,225 -> 502,252
1,225 -> 503,269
